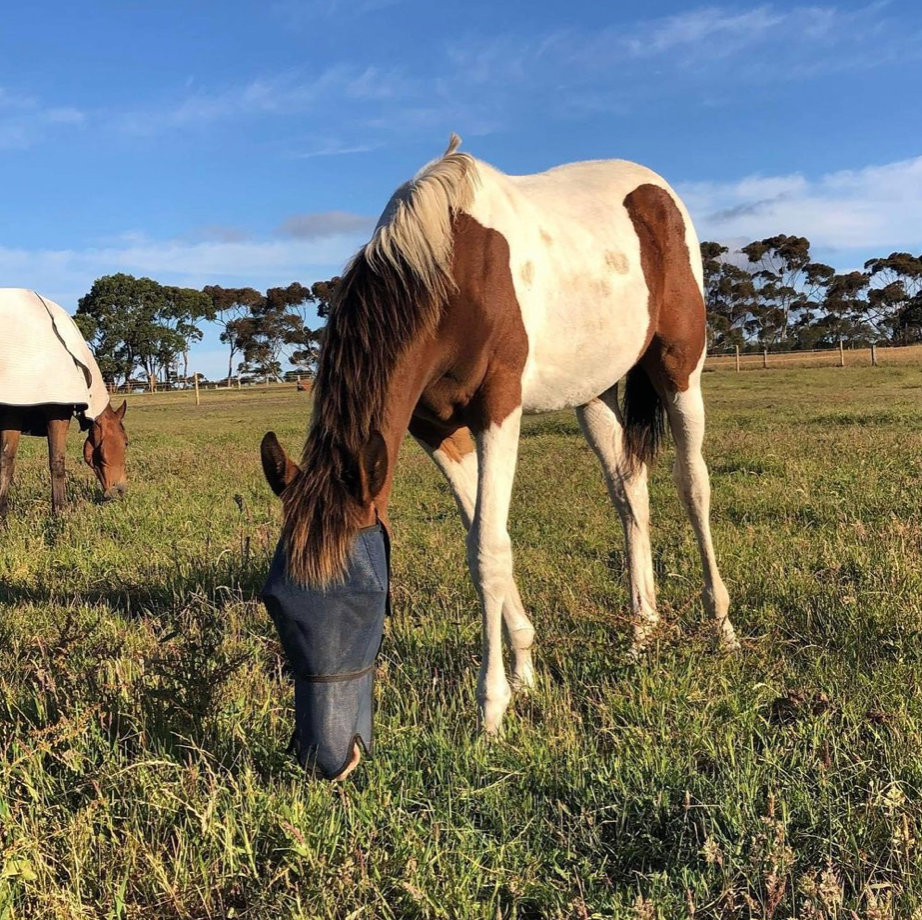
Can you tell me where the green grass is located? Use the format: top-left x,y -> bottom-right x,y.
2,366 -> 922,919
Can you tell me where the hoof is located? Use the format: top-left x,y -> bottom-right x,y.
718,620 -> 741,653
511,662 -> 536,693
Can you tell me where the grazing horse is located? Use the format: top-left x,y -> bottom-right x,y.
0,289 -> 128,516
262,136 -> 738,778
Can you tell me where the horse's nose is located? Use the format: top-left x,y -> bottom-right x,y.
104,482 -> 127,500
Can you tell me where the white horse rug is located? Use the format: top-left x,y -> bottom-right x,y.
0,288 -> 109,421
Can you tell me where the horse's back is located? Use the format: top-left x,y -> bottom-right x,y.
463,159 -> 703,413
0,288 -> 107,419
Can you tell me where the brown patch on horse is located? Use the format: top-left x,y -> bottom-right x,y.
620,184 -> 705,466
540,228 -> 553,246
623,183 -> 706,393
520,260 -> 535,285
412,213 -> 528,436
409,418 -> 475,463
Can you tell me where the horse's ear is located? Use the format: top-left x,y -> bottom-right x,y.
115,400 -> 127,420
361,431 -> 388,500
261,432 -> 300,497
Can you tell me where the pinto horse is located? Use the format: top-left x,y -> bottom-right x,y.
262,136 -> 739,778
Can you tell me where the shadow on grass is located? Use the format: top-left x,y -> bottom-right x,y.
0,549 -> 273,619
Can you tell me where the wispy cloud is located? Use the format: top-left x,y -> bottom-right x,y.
290,140 -> 380,158
106,5 -> 914,150
0,86 -> 85,149
117,65 -> 408,136
446,2 -> 915,95
0,226 -> 370,311
681,155 -> 922,251
272,0 -> 402,27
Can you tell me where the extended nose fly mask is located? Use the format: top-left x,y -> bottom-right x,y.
261,523 -> 390,779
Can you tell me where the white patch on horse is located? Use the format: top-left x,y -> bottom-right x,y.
463,159 -> 700,413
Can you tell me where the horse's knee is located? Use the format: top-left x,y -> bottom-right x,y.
466,528 -> 513,593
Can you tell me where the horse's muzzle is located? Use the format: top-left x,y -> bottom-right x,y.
261,524 -> 389,780
103,482 -> 127,500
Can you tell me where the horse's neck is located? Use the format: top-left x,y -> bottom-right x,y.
363,338 -> 439,514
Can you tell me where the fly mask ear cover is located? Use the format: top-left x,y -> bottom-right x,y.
261,523 -> 390,779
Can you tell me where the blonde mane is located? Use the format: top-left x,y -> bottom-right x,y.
282,134 -> 480,587
362,133 -> 479,308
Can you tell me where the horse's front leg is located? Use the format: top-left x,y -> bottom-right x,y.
47,416 -> 70,515
468,406 -> 523,735
0,427 -> 22,520
411,423 -> 536,690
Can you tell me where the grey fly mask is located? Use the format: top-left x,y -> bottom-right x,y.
261,523 -> 390,779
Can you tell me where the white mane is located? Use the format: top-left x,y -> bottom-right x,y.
363,133 -> 480,301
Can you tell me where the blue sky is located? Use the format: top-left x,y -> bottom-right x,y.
2,0 -> 921,377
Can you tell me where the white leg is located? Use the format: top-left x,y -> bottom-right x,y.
577,389 -> 659,651
414,432 -> 536,689
663,377 -> 739,651
468,408 -> 522,734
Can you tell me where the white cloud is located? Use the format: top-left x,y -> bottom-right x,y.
0,230 -> 367,311
680,155 -> 922,251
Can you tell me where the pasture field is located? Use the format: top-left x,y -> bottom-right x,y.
2,365 -> 922,919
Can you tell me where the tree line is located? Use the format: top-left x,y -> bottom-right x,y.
702,236 -> 922,350
74,274 -> 339,386
73,237 -> 922,385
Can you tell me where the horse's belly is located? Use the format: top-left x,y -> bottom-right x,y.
519,281 -> 651,414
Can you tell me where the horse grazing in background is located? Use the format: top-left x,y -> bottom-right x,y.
261,136 -> 739,778
0,289 -> 128,517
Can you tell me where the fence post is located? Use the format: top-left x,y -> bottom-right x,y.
237,375 -> 241,389
735,345 -> 741,373
871,342 -> 878,367
838,339 -> 845,368
762,348 -> 768,369
194,373 -> 200,406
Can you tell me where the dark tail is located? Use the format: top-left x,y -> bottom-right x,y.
622,365 -> 666,467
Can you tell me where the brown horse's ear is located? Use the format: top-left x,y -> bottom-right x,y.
115,400 -> 127,420
361,431 -> 388,500
261,432 -> 300,497
83,437 -> 95,468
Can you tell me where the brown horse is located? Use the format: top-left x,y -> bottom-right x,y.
0,288 -> 128,517
0,401 -> 127,517
262,136 -> 738,779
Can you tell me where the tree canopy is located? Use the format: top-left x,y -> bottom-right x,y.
701,240 -> 922,350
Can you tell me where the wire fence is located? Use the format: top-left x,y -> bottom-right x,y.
706,342 -> 922,372
103,344 -> 922,398
105,373 -> 312,395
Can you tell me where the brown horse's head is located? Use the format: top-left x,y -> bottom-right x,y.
83,400 -> 128,499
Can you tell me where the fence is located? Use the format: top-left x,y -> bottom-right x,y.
106,373 -> 312,396
706,342 -> 922,372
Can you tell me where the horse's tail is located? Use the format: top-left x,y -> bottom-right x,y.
622,364 -> 666,467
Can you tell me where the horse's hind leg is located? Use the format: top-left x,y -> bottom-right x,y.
577,388 -> 659,651
0,426 -> 22,520
660,365 -> 739,651
411,422 -> 536,689
47,415 -> 70,515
